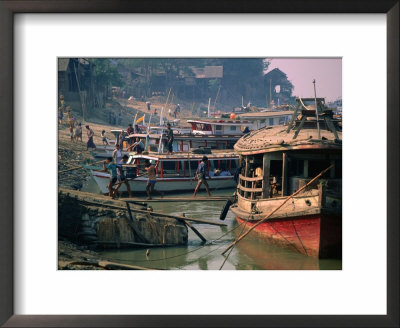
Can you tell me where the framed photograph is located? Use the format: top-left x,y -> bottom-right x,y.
0,1 -> 398,327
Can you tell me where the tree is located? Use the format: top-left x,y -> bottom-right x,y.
91,58 -> 124,89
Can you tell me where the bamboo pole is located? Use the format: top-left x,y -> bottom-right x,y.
58,159 -> 106,174
221,164 -> 334,255
127,196 -> 233,203
125,202 -> 151,243
182,214 -> 207,242
58,190 -> 228,226
69,260 -> 157,270
164,87 -> 172,112
212,85 -> 221,112
312,79 -> 321,139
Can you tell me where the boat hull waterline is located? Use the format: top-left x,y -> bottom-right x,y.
231,207 -> 341,259
91,170 -> 236,194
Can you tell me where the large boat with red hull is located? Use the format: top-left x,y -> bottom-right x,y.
230,98 -> 342,259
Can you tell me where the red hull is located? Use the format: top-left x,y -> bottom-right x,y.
235,213 -> 341,258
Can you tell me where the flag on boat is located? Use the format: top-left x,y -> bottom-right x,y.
136,115 -> 145,124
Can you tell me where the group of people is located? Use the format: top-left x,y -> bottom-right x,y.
58,105 -> 84,143
102,155 -> 133,199
103,153 -> 162,200
167,104 -> 180,118
102,151 -> 212,200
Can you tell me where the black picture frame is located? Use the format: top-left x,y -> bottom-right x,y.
0,1 -> 398,327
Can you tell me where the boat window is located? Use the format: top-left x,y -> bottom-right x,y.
190,160 -> 198,171
269,160 -> 283,197
232,159 -> 238,169
288,158 -> 304,177
216,125 -> 222,130
334,160 -> 342,178
269,118 -> 274,126
230,126 -> 236,131
308,159 -> 331,178
162,161 -> 176,173
209,160 -> 216,170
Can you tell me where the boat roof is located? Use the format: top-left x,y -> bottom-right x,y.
234,125 -> 342,155
129,150 -> 238,161
187,119 -> 250,126
126,133 -> 162,139
110,129 -> 124,134
150,126 -> 188,130
238,110 -> 293,119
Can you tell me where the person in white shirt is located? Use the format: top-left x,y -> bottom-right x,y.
112,144 -> 123,164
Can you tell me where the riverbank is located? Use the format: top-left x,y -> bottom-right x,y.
58,240 -> 105,270
58,119 -> 124,190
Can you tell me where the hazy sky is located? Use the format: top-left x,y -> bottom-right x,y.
265,58 -> 342,102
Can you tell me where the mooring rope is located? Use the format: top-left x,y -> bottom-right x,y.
218,215 -> 249,270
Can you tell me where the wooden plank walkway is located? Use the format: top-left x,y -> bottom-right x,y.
59,188 -> 227,227
126,196 -> 233,203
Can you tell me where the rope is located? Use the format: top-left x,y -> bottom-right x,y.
291,220 -> 308,256
219,216 -> 248,270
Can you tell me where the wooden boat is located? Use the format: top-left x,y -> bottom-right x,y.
187,119 -> 253,136
230,98 -> 342,259
87,150 -> 239,194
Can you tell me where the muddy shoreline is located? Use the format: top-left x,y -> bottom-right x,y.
58,239 -> 105,270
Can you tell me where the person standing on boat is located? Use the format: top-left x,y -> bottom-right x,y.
166,123 -> 174,154
117,132 -> 125,150
126,124 -> 134,147
112,144 -> 123,164
102,157 -> 118,199
146,101 -> 151,112
193,156 -> 211,197
127,137 -> 144,154
144,159 -> 163,200
114,155 -> 133,198
85,125 -> 96,150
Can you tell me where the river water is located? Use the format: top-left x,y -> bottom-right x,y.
83,179 -> 342,270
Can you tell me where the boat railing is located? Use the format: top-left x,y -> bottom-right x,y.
238,174 -> 262,182
238,174 -> 264,199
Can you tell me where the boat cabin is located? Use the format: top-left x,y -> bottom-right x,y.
237,149 -> 342,201
187,119 -> 253,136
126,152 -> 239,179
237,110 -> 293,130
235,98 -> 342,201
